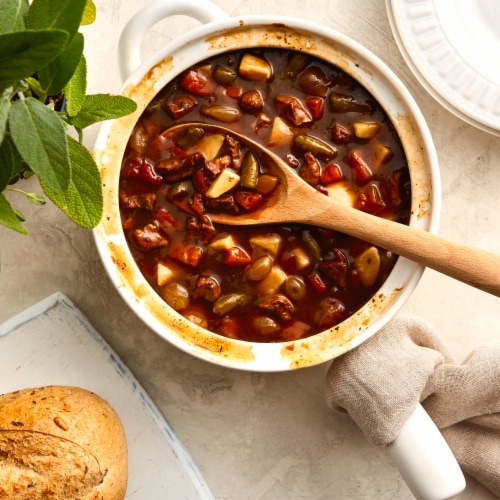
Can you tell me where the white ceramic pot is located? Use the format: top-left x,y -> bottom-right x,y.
93,3 -> 468,498
93,0 -> 440,372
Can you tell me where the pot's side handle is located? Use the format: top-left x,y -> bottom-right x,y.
118,0 -> 229,81
387,403 -> 466,500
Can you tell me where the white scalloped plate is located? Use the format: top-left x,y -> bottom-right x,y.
386,0 -> 500,136
0,293 -> 213,500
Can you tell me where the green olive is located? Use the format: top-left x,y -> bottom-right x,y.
168,181 -> 190,200
252,316 -> 280,335
280,53 -> 308,80
213,65 -> 237,85
255,174 -> 279,195
284,275 -> 306,301
177,126 -> 205,149
301,231 -> 322,262
294,134 -> 336,160
162,282 -> 190,310
213,293 -> 251,316
245,255 -> 273,281
200,104 -> 241,123
240,150 -> 260,189
329,91 -> 373,113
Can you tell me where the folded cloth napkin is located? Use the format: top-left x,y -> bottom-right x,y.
325,313 -> 500,497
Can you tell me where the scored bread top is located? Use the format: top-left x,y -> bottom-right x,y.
0,386 -> 128,499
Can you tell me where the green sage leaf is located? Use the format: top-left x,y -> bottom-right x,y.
0,92 -> 10,143
27,0 -> 86,43
64,55 -> 87,117
69,94 -> 137,129
42,136 -> 102,228
38,32 -> 84,97
0,136 -> 24,191
82,0 -> 96,25
0,29 -> 68,90
0,0 -> 28,34
9,97 -> 71,192
0,193 -> 28,234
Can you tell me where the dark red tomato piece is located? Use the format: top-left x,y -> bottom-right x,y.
180,69 -> 213,97
169,241 -> 204,266
217,317 -> 239,338
125,157 -> 163,186
347,150 -> 373,183
308,271 -> 327,293
320,163 -> 343,184
154,208 -> 178,229
225,86 -> 243,99
357,182 -> 387,215
234,191 -> 264,211
224,246 -> 252,266
305,97 -> 324,120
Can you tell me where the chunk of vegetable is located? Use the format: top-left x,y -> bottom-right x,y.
268,117 -> 294,147
200,104 -> 241,123
353,246 -> 381,287
195,134 -> 225,161
326,181 -> 357,207
205,168 -> 241,198
213,293 -> 251,316
208,233 -> 235,251
246,255 -> 274,281
162,282 -> 190,310
374,141 -> 394,166
257,265 -> 288,295
157,262 -> 176,286
249,233 -> 283,256
240,151 -> 260,189
294,134 -> 336,160
239,54 -> 272,81
353,121 -> 382,139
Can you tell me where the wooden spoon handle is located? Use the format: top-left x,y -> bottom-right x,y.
311,203 -> 500,297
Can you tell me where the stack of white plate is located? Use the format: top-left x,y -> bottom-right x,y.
386,0 -> 500,136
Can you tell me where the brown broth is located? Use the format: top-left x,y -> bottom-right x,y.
119,48 -> 411,342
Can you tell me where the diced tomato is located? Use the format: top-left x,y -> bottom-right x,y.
180,69 -> 213,97
347,150 -> 373,183
308,271 -> 327,293
320,163 -> 343,184
356,182 -> 386,215
154,208 -> 178,229
305,97 -> 324,120
217,317 -> 239,338
125,157 -> 163,186
224,246 -> 252,266
234,191 -> 264,211
169,241 -> 204,266
122,216 -> 134,231
225,86 -> 243,99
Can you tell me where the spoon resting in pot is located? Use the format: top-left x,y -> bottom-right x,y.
164,123 -> 500,297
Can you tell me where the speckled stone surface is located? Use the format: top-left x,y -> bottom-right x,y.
1,1 -> 499,498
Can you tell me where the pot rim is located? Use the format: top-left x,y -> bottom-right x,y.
93,14 -> 441,371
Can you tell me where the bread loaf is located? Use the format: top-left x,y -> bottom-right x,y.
0,386 -> 128,499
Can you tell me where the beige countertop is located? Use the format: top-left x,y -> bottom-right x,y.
1,0 -> 499,498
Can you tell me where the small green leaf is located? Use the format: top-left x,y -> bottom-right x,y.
82,0 -> 96,26
0,0 -> 28,34
0,29 -> 68,89
64,55 -> 87,117
38,32 -> 84,97
0,92 -> 10,143
9,97 -> 71,192
25,76 -> 46,102
0,136 -> 24,191
42,136 -> 103,228
27,0 -> 87,43
0,193 -> 28,234
69,94 -> 137,129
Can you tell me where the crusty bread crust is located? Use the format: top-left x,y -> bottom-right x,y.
0,386 -> 128,499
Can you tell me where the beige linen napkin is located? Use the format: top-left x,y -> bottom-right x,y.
325,313 -> 500,497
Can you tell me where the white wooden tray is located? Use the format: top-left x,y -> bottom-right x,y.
0,292 -> 213,500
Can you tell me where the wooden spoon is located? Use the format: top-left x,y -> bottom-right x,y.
167,123 -> 500,297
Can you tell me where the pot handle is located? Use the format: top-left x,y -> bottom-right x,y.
118,0 -> 229,81
387,403 -> 466,500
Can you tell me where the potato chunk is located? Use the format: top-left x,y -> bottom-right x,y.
239,54 -> 272,81
354,246 -> 381,287
205,168 -> 240,198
